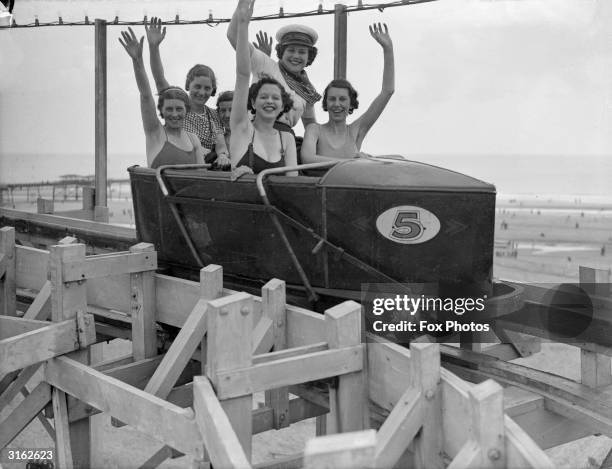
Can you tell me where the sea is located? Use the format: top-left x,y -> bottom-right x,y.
1,152 -> 611,201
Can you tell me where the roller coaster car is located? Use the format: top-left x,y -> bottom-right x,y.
128,157 -> 496,309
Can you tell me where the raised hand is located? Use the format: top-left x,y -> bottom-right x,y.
236,0 -> 255,24
119,28 -> 144,60
253,30 -> 272,56
145,17 -> 166,47
369,23 -> 392,50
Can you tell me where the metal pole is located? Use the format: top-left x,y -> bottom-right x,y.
333,4 -> 347,80
94,19 -> 109,222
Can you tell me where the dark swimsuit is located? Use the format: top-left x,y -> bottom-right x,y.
150,129 -> 198,169
236,129 -> 288,174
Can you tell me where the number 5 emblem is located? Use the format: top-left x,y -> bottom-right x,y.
391,211 -> 423,241
376,206 -> 441,244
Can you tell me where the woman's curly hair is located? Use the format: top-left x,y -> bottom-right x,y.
247,77 -> 294,118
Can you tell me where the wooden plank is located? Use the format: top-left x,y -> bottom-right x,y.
410,342 -> 444,469
0,318 -> 87,375
446,441 -> 480,469
366,334 -> 412,412
15,244 -> 49,290
24,280 -> 52,320
130,243 -> 157,361
138,446 -> 172,469
253,342 -> 328,365
94,18 -> 108,216
214,346 -> 363,399
440,368 -> 472,457
52,388 -> 74,469
262,279 -> 289,430
468,380 -> 505,468
87,274 -> 131,313
0,381 -> 52,448
504,416 -> 555,469
0,226 -> 16,316
325,301 -> 366,434
199,264 -> 224,371
0,207 -> 135,240
253,453 -> 303,469
44,356 -> 204,457
144,299 -> 208,398
20,385 -> 56,440
252,317 -> 274,355
0,363 -> 41,410
374,387 -> 423,468
333,3 -> 348,80
304,429 -> 376,469
206,292 -> 254,458
62,250 -> 157,282
193,376 -> 252,469
286,306 -> 326,348
0,315 -> 51,340
49,241 -> 91,469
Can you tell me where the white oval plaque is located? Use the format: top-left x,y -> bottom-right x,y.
376,205 -> 441,244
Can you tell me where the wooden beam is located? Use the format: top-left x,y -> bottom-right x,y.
0,381 -> 51,448
468,380 -> 505,468
20,385 -> 56,440
199,265 -> 224,371
144,299 -> 208,398
410,342 -> 444,469
325,301 -> 367,433
24,280 -> 52,320
374,387 -> 423,468
214,346 -> 363,400
252,317 -> 274,355
52,388 -> 74,469
446,441 -> 480,469
333,3 -> 348,80
0,226 -> 16,316
0,315 -> 51,340
504,416 -> 555,468
304,429 -> 376,469
0,317 -> 94,375
94,18 -> 108,221
262,279 -> 289,430
44,356 -> 204,457
193,376 -> 252,469
253,342 -> 328,365
206,292 -> 254,458
130,243 -> 157,361
0,363 -> 41,409
61,249 -> 157,282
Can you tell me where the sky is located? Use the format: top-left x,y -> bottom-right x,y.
1,0 -> 612,192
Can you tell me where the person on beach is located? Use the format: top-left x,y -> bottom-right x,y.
145,17 -> 230,169
300,23 -> 395,163
227,2 -> 321,134
119,28 -> 206,169
230,0 -> 298,176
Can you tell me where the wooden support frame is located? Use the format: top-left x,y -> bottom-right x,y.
0,226 -> 16,316
304,429 -> 376,469
129,243 -> 157,361
206,292 -> 254,459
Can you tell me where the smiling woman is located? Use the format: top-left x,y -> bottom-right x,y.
118,27 -> 206,168
228,0 -> 298,176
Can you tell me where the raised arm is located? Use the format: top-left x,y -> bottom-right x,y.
354,23 -> 395,147
229,0 -> 255,165
119,28 -> 160,136
227,0 -> 256,54
145,17 -> 170,92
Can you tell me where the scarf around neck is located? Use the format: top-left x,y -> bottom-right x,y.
278,62 -> 322,105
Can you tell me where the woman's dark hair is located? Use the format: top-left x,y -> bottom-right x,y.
275,44 -> 318,67
184,64 -> 217,96
247,77 -> 294,118
157,87 -> 191,119
216,91 -> 234,108
322,79 -> 359,114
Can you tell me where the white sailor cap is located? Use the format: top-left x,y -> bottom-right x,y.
276,24 -> 318,47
